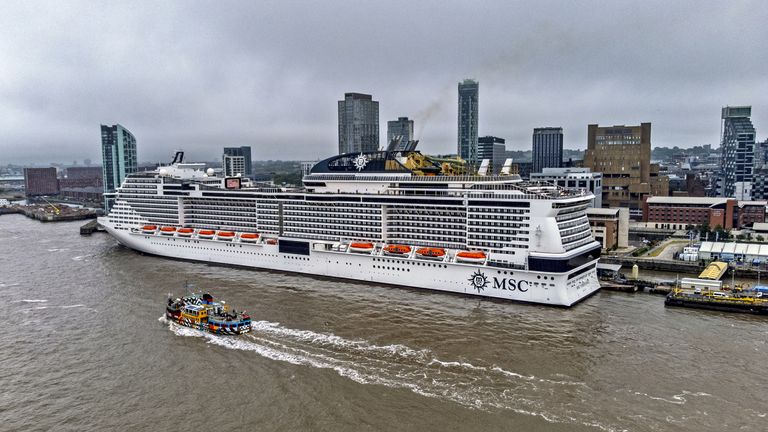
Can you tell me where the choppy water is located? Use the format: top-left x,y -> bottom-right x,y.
1,214 -> 767,431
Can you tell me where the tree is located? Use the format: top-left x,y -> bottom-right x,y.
698,222 -> 710,238
757,235 -> 765,242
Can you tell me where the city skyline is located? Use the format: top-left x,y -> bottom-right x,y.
1,1 -> 767,164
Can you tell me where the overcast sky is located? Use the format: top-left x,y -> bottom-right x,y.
1,1 -> 766,165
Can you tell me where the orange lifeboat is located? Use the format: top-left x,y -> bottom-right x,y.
384,244 -> 412,255
217,231 -> 235,241
349,242 -> 375,253
160,226 -> 177,236
266,238 -> 278,245
240,233 -> 259,243
198,230 -> 215,239
416,247 -> 446,259
141,225 -> 157,234
177,227 -> 194,237
455,251 -> 487,263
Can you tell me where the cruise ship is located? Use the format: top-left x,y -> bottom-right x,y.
98,150 -> 601,306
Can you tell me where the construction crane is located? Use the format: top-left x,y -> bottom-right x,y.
38,196 -> 61,215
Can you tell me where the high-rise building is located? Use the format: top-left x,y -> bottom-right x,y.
584,123 -> 668,218
719,106 -> 755,200
477,136 -> 506,174
338,93 -> 379,154
387,117 -> 414,148
457,79 -> 479,167
532,127 -> 563,173
23,167 -> 59,196
223,155 -> 245,177
101,124 -> 137,210
223,146 -> 252,177
752,139 -> 768,200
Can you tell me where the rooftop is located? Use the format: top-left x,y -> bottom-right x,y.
587,208 -> 620,216
646,196 -> 730,206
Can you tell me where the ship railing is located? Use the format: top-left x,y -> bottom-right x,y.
303,174 -> 584,195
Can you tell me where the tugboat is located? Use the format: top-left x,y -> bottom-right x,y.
165,292 -> 251,335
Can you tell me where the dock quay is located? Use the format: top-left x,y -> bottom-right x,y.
600,256 -> 705,273
79,219 -> 104,235
1,205 -> 98,222
597,262 -> 669,294
0,207 -> 21,215
599,278 -> 669,294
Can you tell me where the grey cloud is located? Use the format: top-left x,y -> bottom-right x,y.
0,0 -> 766,164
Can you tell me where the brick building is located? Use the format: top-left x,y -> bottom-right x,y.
60,186 -> 103,203
23,168 -> 59,196
584,123 -> 668,219
643,196 -> 767,230
66,166 -> 103,180
587,207 -> 629,250
736,201 -> 767,227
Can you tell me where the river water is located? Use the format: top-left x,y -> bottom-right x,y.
1,214 -> 766,432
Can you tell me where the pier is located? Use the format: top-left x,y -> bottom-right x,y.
79,219 -> 104,235
0,204 -> 98,222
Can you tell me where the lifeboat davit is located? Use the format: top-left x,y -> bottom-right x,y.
198,230 -> 215,239
383,244 -> 411,255
266,238 -> 278,245
142,225 -> 157,234
240,233 -> 259,243
217,231 -> 235,241
177,228 -> 194,237
349,242 -> 375,253
455,251 -> 487,263
160,226 -> 177,235
416,247 -> 446,259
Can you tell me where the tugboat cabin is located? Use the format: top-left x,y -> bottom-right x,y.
181,304 -> 208,323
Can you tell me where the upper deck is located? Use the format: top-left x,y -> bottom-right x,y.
121,149 -> 591,203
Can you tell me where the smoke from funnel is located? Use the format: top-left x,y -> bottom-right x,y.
414,82 -> 454,140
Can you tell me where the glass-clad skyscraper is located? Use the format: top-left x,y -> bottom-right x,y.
338,93 -> 379,154
457,79 -> 479,167
101,124 -> 137,210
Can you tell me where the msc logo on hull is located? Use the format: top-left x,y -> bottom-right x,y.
468,270 -> 529,293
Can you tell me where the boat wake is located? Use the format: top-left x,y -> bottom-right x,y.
161,317 -> 617,431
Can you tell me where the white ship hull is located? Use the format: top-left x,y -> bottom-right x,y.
102,221 -> 600,306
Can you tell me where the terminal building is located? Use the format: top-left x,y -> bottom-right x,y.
697,241 -> 768,264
